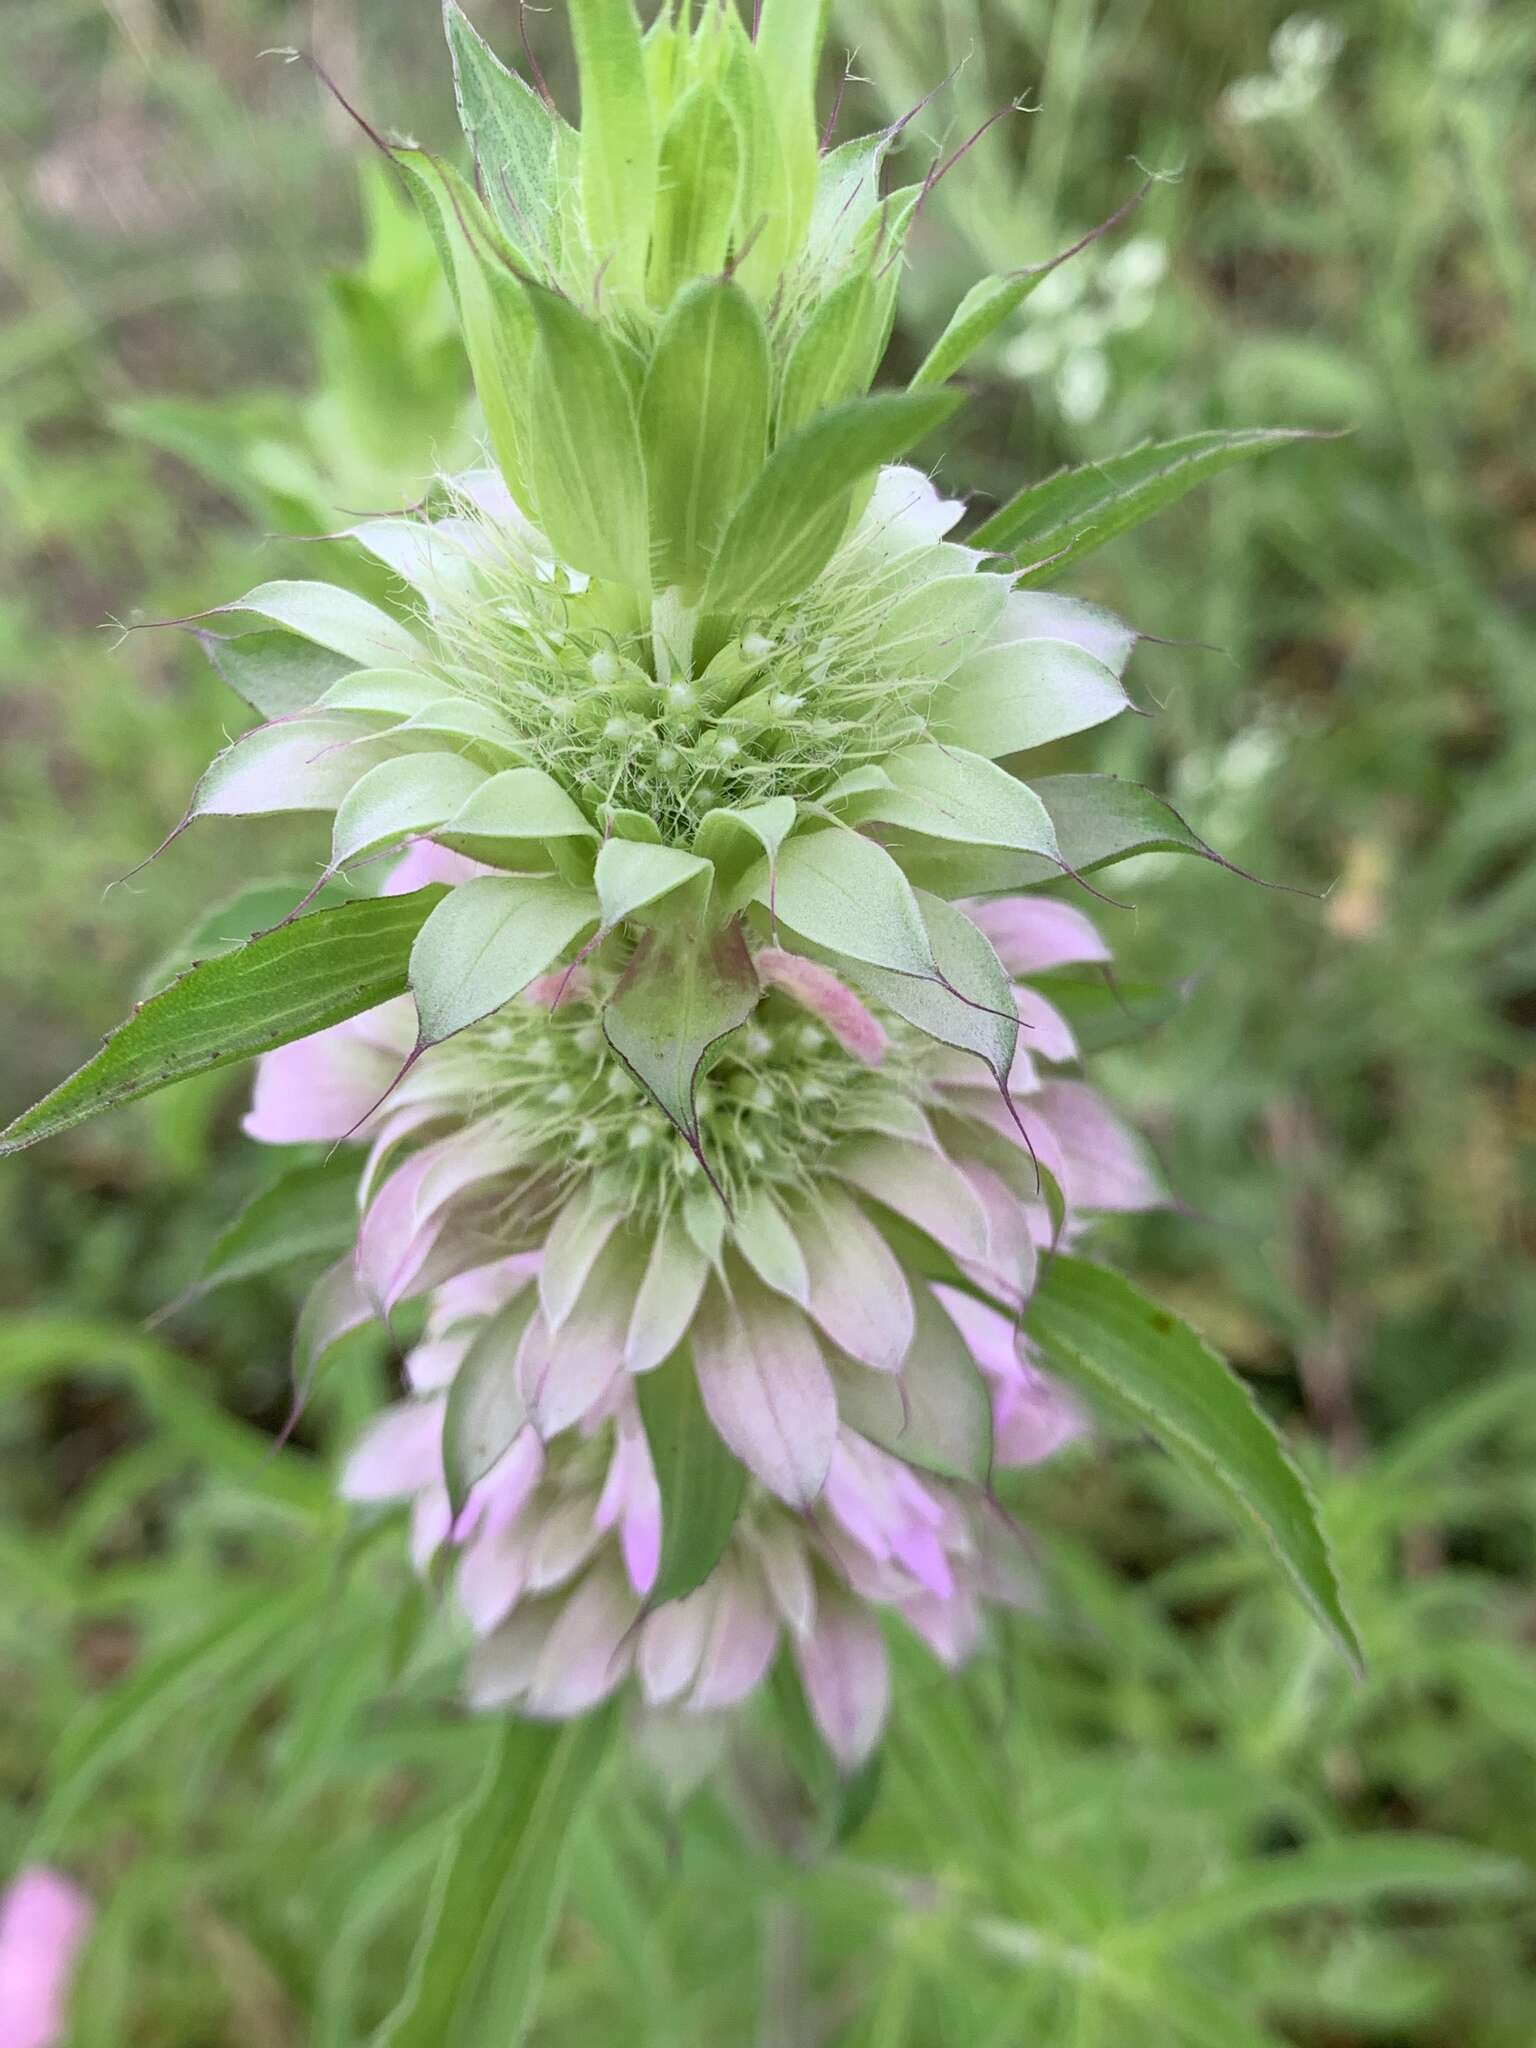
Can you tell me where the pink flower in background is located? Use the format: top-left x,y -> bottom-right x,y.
0,1868 -> 92,2048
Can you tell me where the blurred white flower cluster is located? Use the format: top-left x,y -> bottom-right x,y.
1219,16 -> 1346,127
1003,237 -> 1169,424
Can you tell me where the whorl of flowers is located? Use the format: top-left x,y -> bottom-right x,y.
253,846 -> 1157,1762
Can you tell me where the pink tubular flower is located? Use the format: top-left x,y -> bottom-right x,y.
253,864 -> 1160,1766
0,1869 -> 92,2048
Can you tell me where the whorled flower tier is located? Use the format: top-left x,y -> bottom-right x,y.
252,860 -> 1159,1763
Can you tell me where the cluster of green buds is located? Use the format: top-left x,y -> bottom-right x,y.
1,0 -> 1359,1771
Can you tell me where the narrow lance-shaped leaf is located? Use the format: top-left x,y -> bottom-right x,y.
602,919 -> 760,1161
972,428 -> 1320,573
641,279 -> 770,593
1026,1256 -> 1363,1670
636,1345 -> 747,1608
375,1707 -> 618,2048
171,1156 -> 363,1310
0,891 -> 448,1157
703,390 -> 963,615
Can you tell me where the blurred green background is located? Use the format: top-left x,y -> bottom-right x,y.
2,2 -> 1533,2042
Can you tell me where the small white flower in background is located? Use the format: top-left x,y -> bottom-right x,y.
1003,237 -> 1169,423
1220,16 -> 1346,126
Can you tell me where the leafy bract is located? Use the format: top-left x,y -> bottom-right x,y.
1026,1256 -> 1363,1670
0,890 -> 447,1156
194,627 -> 356,718
648,86 -> 741,304
973,429 -> 1318,574
641,279 -> 770,593
757,828 -> 936,979
410,876 -> 597,1048
444,0 -> 564,269
850,890 -> 1019,1091
524,286 -> 651,589
637,1346 -> 747,1607
601,919 -> 760,1157
214,580 -> 424,670
703,390 -> 963,614
568,0 -> 655,300
177,1156 -> 362,1307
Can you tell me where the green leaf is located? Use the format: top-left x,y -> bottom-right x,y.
1126,1835 -> 1528,1956
1026,1256 -> 1363,1669
178,1156 -> 361,1306
375,1707 -> 618,2048
832,1285 -> 993,1483
195,627 -> 356,718
716,11 -> 798,292
703,390 -> 963,614
648,85 -> 742,304
443,1294 -> 539,1517
141,876 -> 350,993
524,285 -> 651,588
568,0 -> 656,300
693,796 -> 798,901
756,827 -> 936,979
636,1346 -> 747,1607
410,875 -> 597,1047
444,0 -> 565,268
213,580 -> 425,670
395,148 -> 538,510
971,428 -> 1318,572
0,890 -> 446,1157
332,754 -> 490,870
641,278 -> 771,593
602,918 -> 760,1157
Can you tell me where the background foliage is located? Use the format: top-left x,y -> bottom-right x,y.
2,1 -> 1533,2042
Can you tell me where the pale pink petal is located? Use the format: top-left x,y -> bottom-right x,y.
795,1593 -> 891,1770
195,716 -> 380,818
384,840 -> 488,895
903,1586 -> 982,1667
991,591 -> 1137,673
687,1562 -> 780,1711
933,1285 -> 1083,1466
525,1567 -> 639,1717
524,966 -> 593,1008
755,950 -> 888,1065
539,1195 -> 624,1333
797,1188 -> 914,1372
243,1014 -> 399,1144
1035,1080 -> 1164,1212
625,1213 -> 711,1374
457,1521 -> 535,1634
747,1521 -> 817,1637
472,1429 -> 546,1543
357,1136 -> 509,1313
411,1486 -> 453,1571
466,1599 -> 557,1709
522,1235 -> 639,1436
831,1137 -> 991,1267
595,1423 -> 662,1598
638,1585 -> 715,1706
1014,986 -> 1078,1065
962,895 -> 1110,976
0,1868 -> 92,2048
863,464 -> 966,553
339,1399 -> 443,1502
525,1495 -> 605,1593
692,1274 -> 837,1507
958,1163 -> 1039,1308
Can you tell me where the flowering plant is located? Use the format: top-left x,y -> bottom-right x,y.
2,1 -> 1358,2032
